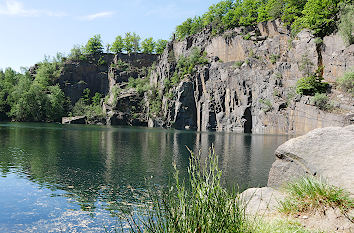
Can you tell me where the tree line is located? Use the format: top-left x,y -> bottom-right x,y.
69,33 -> 168,59
175,0 -> 353,42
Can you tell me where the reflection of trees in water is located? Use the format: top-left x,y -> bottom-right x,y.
0,124 -> 288,216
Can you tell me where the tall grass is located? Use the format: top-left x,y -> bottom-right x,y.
279,177 -> 354,215
128,147 -> 251,233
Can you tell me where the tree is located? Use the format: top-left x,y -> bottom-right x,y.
141,37 -> 156,54
293,0 -> 343,36
111,35 -> 125,53
155,39 -> 168,54
124,32 -> 141,54
84,34 -> 104,55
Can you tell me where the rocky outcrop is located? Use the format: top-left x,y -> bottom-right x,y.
268,125 -> 354,194
147,20 -> 354,135
58,54 -> 114,104
104,54 -> 158,126
62,116 -> 86,124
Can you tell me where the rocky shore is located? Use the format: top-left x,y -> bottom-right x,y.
242,126 -> 354,232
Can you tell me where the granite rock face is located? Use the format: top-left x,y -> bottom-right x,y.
147,21 -> 354,135
268,125 -> 354,195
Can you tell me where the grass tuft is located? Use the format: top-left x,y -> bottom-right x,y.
127,147 -> 251,233
279,177 -> 353,215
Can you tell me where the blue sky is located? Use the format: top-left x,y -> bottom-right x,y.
0,0 -> 220,71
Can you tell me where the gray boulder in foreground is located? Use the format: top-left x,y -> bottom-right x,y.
268,125 -> 354,194
241,187 -> 285,215
62,116 -> 86,124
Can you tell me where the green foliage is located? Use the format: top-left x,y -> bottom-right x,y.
124,32 -> 141,54
68,45 -> 86,61
141,37 -> 156,54
148,89 -> 162,117
338,3 -> 354,45
111,35 -> 125,53
234,60 -> 244,68
97,56 -> 107,66
293,0 -> 343,36
113,59 -> 130,71
296,75 -> 329,95
270,54 -> 280,64
336,69 -> 354,94
259,99 -> 273,112
311,93 -> 333,111
131,148 -> 249,232
170,47 -> 208,87
155,39 -> 168,54
174,0 -> 347,39
127,77 -> 150,94
92,92 -> 103,106
279,177 -> 353,214
84,34 -> 104,55
82,88 -> 91,104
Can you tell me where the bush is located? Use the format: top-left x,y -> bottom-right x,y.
259,99 -> 273,112
311,93 -> 333,111
270,54 -> 280,64
127,77 -> 150,94
338,3 -> 354,45
234,60 -> 244,68
296,75 -> 329,95
337,70 -> 354,94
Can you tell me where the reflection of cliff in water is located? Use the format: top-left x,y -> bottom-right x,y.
0,123 -> 288,213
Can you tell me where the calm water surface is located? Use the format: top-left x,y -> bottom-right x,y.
0,123 -> 288,232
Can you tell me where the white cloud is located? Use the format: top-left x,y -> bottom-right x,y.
79,11 -> 114,21
0,0 -> 65,17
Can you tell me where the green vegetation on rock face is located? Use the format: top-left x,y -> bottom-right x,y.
72,88 -> 105,121
337,69 -> 354,94
174,0 -> 352,40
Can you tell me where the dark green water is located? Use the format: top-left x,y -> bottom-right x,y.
0,123 -> 288,232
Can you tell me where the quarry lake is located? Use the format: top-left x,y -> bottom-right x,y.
0,123 -> 288,232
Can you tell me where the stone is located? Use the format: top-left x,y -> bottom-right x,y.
240,187 -> 285,215
62,116 -> 86,124
268,125 -> 354,195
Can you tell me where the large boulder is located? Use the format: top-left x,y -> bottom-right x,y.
268,125 -> 354,194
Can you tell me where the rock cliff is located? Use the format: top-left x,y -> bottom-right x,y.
147,20 -> 354,135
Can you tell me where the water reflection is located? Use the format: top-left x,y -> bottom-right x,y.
0,123 -> 288,231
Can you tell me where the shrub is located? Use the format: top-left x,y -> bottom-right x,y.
338,3 -> 354,45
296,75 -> 329,95
127,77 -> 150,94
259,99 -> 273,112
234,61 -> 244,68
97,56 -> 107,66
279,177 -> 353,215
336,70 -> 354,94
270,54 -> 280,64
311,93 -> 333,111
